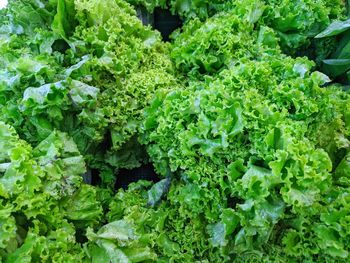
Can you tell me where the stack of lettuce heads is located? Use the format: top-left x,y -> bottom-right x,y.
0,0 -> 350,262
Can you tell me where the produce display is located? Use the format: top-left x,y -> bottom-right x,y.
0,0 -> 349,262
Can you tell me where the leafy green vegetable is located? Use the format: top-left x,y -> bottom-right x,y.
323,58 -> 350,77
147,177 -> 171,206
315,15 -> 350,83
138,52 -> 350,260
1,0 -> 350,262
0,121 -> 102,262
127,0 -> 228,20
316,18 -> 350,38
0,0 -> 180,176
128,0 -> 345,55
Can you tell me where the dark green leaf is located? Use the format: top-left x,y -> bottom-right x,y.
322,59 -> 350,77
315,19 -> 350,38
147,177 -> 171,207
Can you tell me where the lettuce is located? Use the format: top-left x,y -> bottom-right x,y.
127,0 -> 345,54
136,14 -> 349,259
0,0 -> 349,262
0,0 -> 180,177
0,122 -> 102,262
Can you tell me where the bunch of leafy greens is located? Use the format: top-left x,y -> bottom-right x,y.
139,56 -> 350,260
127,0 -> 345,55
0,0 -> 179,176
108,6 -> 350,262
0,121 -> 102,262
1,0 -> 350,262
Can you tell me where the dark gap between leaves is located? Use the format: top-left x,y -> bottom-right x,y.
90,169 -> 101,186
75,230 -> 89,244
115,163 -> 160,190
137,6 -> 182,42
153,8 -> 182,42
51,39 -> 70,53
